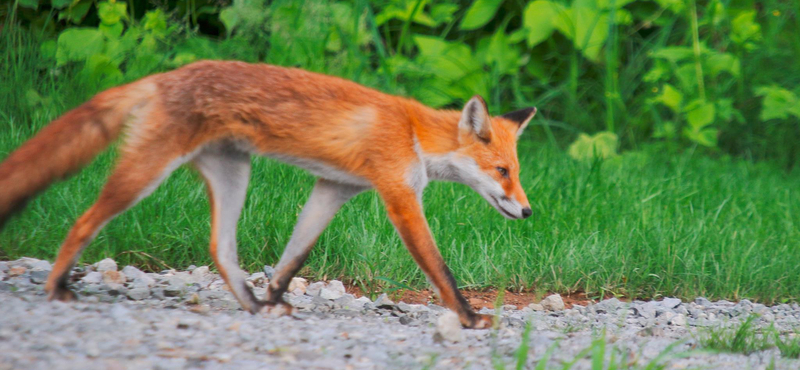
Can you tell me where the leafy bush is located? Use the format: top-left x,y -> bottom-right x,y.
3,0 -> 799,166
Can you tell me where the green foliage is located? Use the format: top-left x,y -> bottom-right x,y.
4,0 -> 799,164
699,315 -> 770,355
567,131 -> 619,161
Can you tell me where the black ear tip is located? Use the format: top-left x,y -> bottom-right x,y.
501,107 -> 537,125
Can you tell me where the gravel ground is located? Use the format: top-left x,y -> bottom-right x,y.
1,257 -> 799,370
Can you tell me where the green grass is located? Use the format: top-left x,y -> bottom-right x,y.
2,15 -> 800,305
699,315 -> 771,355
2,121 -> 800,303
698,315 -> 800,359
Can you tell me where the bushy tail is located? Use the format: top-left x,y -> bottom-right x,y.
0,81 -> 153,229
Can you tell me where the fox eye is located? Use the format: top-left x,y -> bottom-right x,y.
496,167 -> 509,178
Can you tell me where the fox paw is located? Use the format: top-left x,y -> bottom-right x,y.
47,287 -> 78,302
464,313 -> 495,329
258,301 -> 295,317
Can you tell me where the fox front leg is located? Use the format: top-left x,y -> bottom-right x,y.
263,179 -> 365,313
377,184 -> 494,329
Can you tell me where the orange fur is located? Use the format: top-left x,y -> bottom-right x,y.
0,60 -> 534,328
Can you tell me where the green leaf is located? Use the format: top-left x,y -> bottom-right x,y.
40,40 -> 57,61
430,3 -> 458,25
413,35 -> 479,80
755,86 -> 800,121
143,9 -> 168,38
683,127 -> 718,147
567,132 -> 619,161
56,28 -> 105,66
523,1 -> 562,47
81,54 -> 123,89
219,7 -> 240,33
685,101 -> 715,130
51,0 -> 71,9
705,52 -> 740,77
572,8 -> 609,62
731,10 -> 761,48
97,1 -> 127,26
485,30 -> 521,75
99,22 -> 124,38
654,84 -> 682,113
59,0 -> 92,24
459,0 -> 503,30
18,0 -> 38,10
651,46 -> 694,63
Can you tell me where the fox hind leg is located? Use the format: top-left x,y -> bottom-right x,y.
264,179 -> 364,310
45,143 -> 196,301
193,145 -> 262,313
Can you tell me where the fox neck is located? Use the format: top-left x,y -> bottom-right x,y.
407,103 -> 472,183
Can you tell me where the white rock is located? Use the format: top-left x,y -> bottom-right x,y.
81,271 -> 103,284
320,280 -> 345,300
0,270 -> 6,280
94,258 -> 118,273
435,312 -> 464,342
670,313 -> 687,326
121,265 -> 146,281
132,275 -> 156,288
352,296 -> 372,309
127,287 -> 150,301
320,287 -> 343,300
288,277 -> 307,294
246,272 -> 267,287
306,282 -> 325,296
29,260 -> 51,271
10,257 -> 42,269
540,294 -> 565,311
662,297 -> 682,309
192,266 -> 211,280
528,303 -> 545,311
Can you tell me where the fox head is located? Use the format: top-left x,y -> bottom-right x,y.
435,96 -> 536,220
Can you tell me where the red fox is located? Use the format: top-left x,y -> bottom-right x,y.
0,61 -> 535,328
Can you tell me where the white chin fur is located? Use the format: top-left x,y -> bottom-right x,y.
487,194 -> 522,219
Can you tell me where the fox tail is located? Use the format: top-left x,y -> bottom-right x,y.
0,81 -> 154,229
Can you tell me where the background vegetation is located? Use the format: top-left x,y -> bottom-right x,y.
1,0 -> 799,303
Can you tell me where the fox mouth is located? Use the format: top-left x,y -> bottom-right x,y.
490,195 -> 519,219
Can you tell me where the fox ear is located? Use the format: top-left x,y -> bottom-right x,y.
501,107 -> 537,137
458,96 -> 492,143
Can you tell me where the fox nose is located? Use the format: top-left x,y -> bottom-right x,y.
521,208 -> 532,219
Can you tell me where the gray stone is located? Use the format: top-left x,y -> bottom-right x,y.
373,293 -> 395,309
81,271 -> 103,284
0,261 -> 8,272
434,311 -> 463,342
263,265 -> 275,279
528,303 -> 545,311
661,297 -> 682,309
306,282 -> 325,297
131,275 -> 156,288
246,272 -> 267,287
319,283 -> 345,300
29,270 -> 49,284
670,313 -> 687,326
29,260 -> 51,271
127,287 -> 150,301
121,265 -> 146,281
695,297 -> 712,306
540,294 -> 565,311
95,258 -> 118,273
